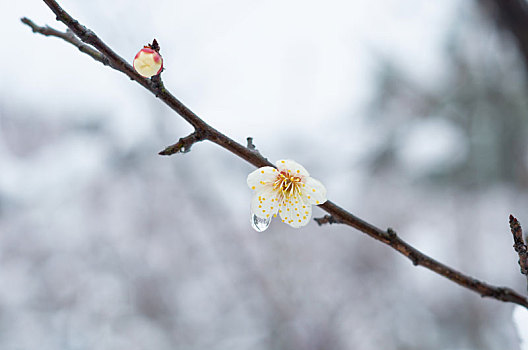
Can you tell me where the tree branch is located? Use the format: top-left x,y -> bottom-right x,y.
158,131 -> 206,155
20,17 -> 108,65
509,215 -> 528,291
22,0 -> 528,309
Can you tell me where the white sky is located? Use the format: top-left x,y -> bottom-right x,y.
2,0 -> 458,140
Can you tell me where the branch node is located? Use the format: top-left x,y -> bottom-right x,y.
80,28 -> 96,44
387,227 -> 398,238
150,75 -> 165,97
247,137 -> 256,150
243,136 -> 272,165
409,253 -> 420,266
159,131 -> 206,156
314,215 -> 341,226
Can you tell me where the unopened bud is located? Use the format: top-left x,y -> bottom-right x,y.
133,47 -> 163,78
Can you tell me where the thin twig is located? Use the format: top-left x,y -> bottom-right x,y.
510,215 -> 528,275
159,131 -> 205,155
21,17 -> 108,65
22,0 -> 528,309
509,215 -> 528,292
246,137 -> 257,150
244,137 -> 269,163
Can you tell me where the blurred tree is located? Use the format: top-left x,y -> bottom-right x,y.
366,2 -> 528,189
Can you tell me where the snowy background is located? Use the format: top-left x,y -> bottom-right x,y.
1,0 -> 528,349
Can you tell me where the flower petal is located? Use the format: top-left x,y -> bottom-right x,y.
251,187 -> 280,219
278,193 -> 312,228
247,166 -> 278,191
276,159 -> 309,177
303,177 -> 327,205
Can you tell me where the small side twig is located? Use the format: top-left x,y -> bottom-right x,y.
314,215 -> 341,226
21,17 -> 108,65
150,75 -> 166,97
509,215 -> 528,291
159,131 -> 206,155
387,227 -> 398,238
246,137 -> 257,150
245,137 -> 271,164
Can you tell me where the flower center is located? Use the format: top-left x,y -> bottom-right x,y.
273,171 -> 302,200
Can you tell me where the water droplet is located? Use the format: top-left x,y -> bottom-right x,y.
251,213 -> 272,232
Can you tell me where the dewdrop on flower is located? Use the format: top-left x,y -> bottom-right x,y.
247,159 -> 327,231
133,41 -> 163,78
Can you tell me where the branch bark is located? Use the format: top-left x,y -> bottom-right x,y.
20,17 -> 107,65
509,215 -> 528,292
158,131 -> 206,155
21,0 -> 528,309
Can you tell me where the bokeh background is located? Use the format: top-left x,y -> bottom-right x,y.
1,0 -> 528,349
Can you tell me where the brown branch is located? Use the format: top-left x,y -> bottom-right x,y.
509,215 -> 528,290
158,131 -> 206,155
23,0 -> 528,309
320,202 -> 528,306
20,17 -> 108,65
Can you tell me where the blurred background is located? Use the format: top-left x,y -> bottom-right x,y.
1,0 -> 528,349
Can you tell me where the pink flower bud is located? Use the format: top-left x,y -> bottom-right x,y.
133,47 -> 163,78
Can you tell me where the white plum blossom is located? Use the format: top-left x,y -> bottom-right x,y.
247,159 -> 327,229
